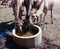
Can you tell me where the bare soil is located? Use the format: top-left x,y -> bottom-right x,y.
0,1 -> 60,49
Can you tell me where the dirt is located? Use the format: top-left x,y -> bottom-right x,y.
0,1 -> 60,49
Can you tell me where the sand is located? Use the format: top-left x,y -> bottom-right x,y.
0,1 -> 60,49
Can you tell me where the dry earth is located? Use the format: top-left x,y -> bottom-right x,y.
0,0 -> 60,49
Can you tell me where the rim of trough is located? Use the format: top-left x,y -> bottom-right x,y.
12,25 -> 42,39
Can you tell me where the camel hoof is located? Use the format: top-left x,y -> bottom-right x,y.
51,21 -> 53,24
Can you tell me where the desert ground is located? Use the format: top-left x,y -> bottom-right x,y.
0,0 -> 60,49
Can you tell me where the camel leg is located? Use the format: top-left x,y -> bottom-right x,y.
51,9 -> 53,24
39,14 -> 42,26
40,10 -> 47,30
15,0 -> 23,31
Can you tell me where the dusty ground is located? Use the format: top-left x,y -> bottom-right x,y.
42,2 -> 60,46
0,0 -> 60,49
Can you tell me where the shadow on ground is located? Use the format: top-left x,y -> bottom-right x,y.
0,20 -> 14,33
0,20 -> 28,49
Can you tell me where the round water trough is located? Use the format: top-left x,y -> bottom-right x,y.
12,25 -> 42,48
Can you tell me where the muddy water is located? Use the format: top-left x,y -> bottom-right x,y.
16,25 -> 39,37
16,31 -> 35,37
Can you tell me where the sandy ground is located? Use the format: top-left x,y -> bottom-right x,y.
42,2 -> 60,46
0,1 -> 60,49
